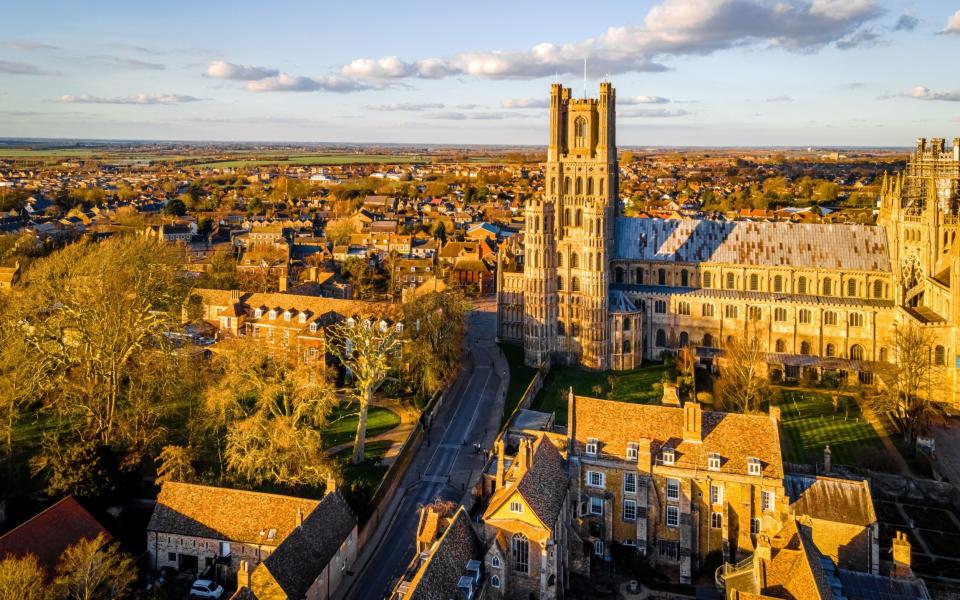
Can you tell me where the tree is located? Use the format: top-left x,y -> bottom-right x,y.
202,341 -> 336,486
164,198 -> 186,216
341,257 -> 378,299
328,318 -> 402,464
714,326 -> 770,413
432,221 -> 447,244
326,219 -> 356,246
871,322 -> 947,443
0,554 -> 46,600
155,445 -> 196,484
402,290 -> 468,397
51,533 -> 137,600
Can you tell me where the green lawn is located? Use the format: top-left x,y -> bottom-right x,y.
334,439 -> 392,516
499,343 -> 538,426
532,362 -> 675,426
322,403 -> 401,448
776,389 -> 888,467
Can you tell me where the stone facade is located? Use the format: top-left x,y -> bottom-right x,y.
497,81 -> 960,405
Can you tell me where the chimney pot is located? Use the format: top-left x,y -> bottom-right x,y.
682,401 -> 702,443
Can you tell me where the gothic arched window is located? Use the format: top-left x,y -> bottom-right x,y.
564,177 -> 571,194
655,329 -> 666,347
847,279 -> 857,297
550,177 -> 556,195
575,177 -> 583,195
773,275 -> 783,293
725,272 -> 735,289
557,275 -> 564,291
800,341 -> 811,355
574,116 -> 587,147
797,276 -> 808,295
935,345 -> 946,366
850,344 -> 865,361
703,272 -> 712,288
703,333 -> 713,348
571,277 -> 581,292
636,268 -> 644,284
511,533 -> 529,574
571,253 -> 579,269
615,267 -> 624,283
775,339 -> 786,352
873,280 -> 884,299
575,209 -> 583,227
587,177 -> 594,195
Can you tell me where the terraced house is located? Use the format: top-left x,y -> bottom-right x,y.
497,79 -> 960,404
566,392 -> 789,584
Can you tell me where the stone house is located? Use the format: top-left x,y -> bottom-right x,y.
147,482 -> 322,580
567,393 -> 789,584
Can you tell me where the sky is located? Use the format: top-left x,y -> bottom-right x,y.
1,0 -> 959,146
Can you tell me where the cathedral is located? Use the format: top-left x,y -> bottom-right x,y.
497,82 -> 960,406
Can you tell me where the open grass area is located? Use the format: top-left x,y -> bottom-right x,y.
0,148 -> 101,158
776,389 -> 888,467
499,343 -> 538,426
532,361 -> 675,426
194,154 -> 429,168
322,403 -> 401,448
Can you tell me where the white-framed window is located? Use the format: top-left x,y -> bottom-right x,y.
585,438 -> 598,456
594,540 -> 604,556
666,478 -> 680,501
623,499 -> 637,521
491,575 -> 501,589
309,322 -> 318,333
587,471 -> 605,488
748,457 -> 762,476
762,491 -> 775,512
269,309 -> 277,320
624,472 -> 637,494
666,506 -> 679,528
626,443 -> 638,461
590,497 -> 603,516
622,538 -> 637,547
751,518 -> 761,535
511,534 -> 529,574
254,308 -> 263,318
708,453 -> 720,471
509,501 -> 524,514
710,484 -> 723,505
298,312 -> 307,324
662,448 -> 675,465
283,310 -> 292,322
491,555 -> 501,569
711,512 -> 722,529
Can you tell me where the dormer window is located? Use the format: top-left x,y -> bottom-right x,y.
268,310 -> 277,320
309,322 -> 318,333
626,443 -> 638,461
254,308 -> 263,318
585,438 -> 598,456
708,453 -> 721,471
298,312 -> 307,324
662,448 -> 675,465
283,310 -> 292,322
748,457 -> 762,476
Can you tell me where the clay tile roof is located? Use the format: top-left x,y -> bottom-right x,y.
784,474 -> 877,527
762,520 -> 834,600
515,437 -> 568,527
0,496 -> 110,577
256,492 -> 356,599
147,482 -> 319,547
572,396 -> 783,479
405,507 -> 483,600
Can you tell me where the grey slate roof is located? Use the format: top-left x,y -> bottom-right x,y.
259,491 -> 356,599
613,217 -> 890,272
406,507 -> 483,600
516,438 -> 568,527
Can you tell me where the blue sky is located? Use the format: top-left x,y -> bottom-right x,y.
1,0 -> 959,146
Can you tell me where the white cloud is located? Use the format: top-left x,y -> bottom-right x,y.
340,0 -> 884,81
619,108 -> 691,118
456,103 -> 480,110
205,60 -> 279,81
363,103 -> 445,111
59,93 -> 203,105
0,60 -> 55,75
907,86 -> 960,102
620,95 -> 670,104
4,40 -> 58,51
765,95 -> 794,102
426,111 -> 534,120
501,98 -> 550,109
943,10 -> 960,34
90,55 -> 165,70
245,74 -> 376,93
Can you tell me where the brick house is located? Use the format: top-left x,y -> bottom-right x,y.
567,393 -> 789,584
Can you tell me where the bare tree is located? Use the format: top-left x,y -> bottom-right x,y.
871,321 -> 946,443
715,326 -> 770,413
155,445 -> 197,485
51,533 -> 137,600
0,554 -> 46,600
328,317 -> 402,464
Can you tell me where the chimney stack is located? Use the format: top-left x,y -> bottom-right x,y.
768,405 -> 781,426
892,531 -> 913,578
237,560 -> 251,588
823,445 -> 832,474
682,401 -> 702,443
230,289 -> 241,302
567,387 -> 577,454
296,507 -> 303,528
279,275 -> 288,292
495,439 -> 505,489
326,473 -> 338,495
516,438 -> 529,474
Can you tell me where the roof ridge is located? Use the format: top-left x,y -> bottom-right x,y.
160,481 -> 321,504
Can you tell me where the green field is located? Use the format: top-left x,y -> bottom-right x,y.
531,362 -> 675,426
322,403 -> 401,448
776,389 -> 888,467
0,148 -> 102,158
194,154 -> 429,168
499,343 -> 538,425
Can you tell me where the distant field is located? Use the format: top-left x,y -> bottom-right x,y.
0,148 -> 101,158
194,154 -> 429,168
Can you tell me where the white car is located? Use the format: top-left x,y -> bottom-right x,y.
189,580 -> 224,599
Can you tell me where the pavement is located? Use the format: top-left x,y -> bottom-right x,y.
339,298 -> 508,600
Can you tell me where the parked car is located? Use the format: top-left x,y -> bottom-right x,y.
189,579 -> 224,599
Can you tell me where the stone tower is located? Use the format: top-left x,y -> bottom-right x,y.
524,82 -> 618,369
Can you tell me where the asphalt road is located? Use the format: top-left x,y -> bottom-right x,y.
347,300 -> 504,600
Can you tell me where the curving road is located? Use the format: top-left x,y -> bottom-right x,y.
342,299 -> 506,600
